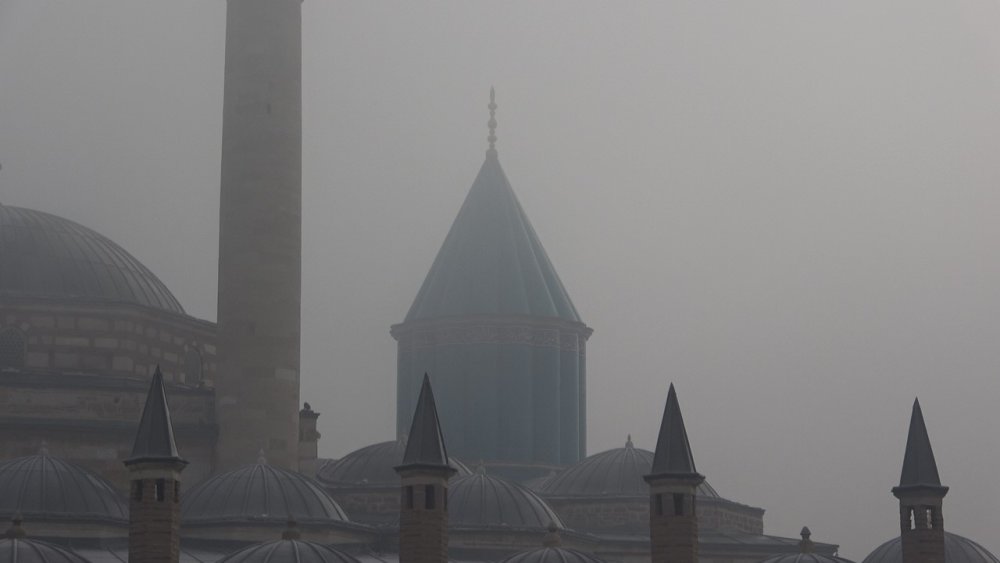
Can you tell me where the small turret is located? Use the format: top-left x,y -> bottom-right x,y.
644,384 -> 704,563
395,374 -> 457,563
892,399 -> 947,563
125,366 -> 187,563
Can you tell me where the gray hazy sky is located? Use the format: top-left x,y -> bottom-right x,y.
2,1 -> 1000,558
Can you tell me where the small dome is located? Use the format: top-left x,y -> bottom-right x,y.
217,540 -> 360,563
499,547 -> 607,563
757,527 -> 855,563
862,532 -> 999,563
539,441 -> 719,498
182,462 -> 348,525
0,538 -> 92,563
0,453 -> 127,523
0,205 -> 184,314
317,440 -> 470,487
449,473 -> 564,530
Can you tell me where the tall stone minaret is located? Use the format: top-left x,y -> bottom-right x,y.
216,0 -> 302,471
892,399 -> 947,563
644,384 -> 704,563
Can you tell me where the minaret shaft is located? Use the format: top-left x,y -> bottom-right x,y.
216,0 -> 302,471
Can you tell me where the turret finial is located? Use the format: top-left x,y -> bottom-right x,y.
799,526 -> 814,553
626,434 -> 633,448
487,87 -> 498,157
38,441 -> 49,456
257,449 -> 268,465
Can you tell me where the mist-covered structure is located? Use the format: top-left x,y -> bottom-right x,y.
393,93 -> 592,478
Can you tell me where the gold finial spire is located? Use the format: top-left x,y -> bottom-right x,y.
487,87 -> 498,156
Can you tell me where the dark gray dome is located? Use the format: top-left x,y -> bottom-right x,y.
182,462 -> 349,525
0,205 -> 184,314
759,554 -> 855,563
862,532 -> 999,563
539,441 -> 719,498
0,453 -> 127,523
449,473 -> 564,530
317,440 -> 470,487
499,547 -> 607,563
218,540 -> 361,563
0,538 -> 92,563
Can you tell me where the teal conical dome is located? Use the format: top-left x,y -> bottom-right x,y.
406,152 -> 580,322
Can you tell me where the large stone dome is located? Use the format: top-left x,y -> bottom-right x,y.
862,532 -> 999,563
449,473 -> 564,530
0,453 -> 127,523
182,461 -> 349,525
0,205 -> 184,314
539,439 -> 719,498
217,539 -> 361,563
317,439 -> 471,487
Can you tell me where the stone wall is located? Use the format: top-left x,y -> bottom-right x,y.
0,299 -> 217,385
327,488 -> 400,524
0,372 -> 216,488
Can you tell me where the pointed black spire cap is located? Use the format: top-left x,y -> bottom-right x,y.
645,384 -> 703,482
396,374 -> 456,475
125,367 -> 186,466
893,398 -> 947,496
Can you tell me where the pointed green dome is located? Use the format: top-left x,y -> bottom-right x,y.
405,153 -> 581,323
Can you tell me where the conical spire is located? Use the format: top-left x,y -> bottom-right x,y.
126,366 -> 183,464
399,374 -> 451,469
649,384 -> 699,476
897,398 -> 943,489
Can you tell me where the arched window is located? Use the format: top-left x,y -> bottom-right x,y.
0,328 -> 26,369
184,346 -> 203,385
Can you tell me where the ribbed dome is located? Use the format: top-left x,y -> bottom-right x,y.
449,473 -> 564,530
0,205 -> 184,314
0,538 -> 92,563
405,153 -> 581,322
0,453 -> 127,523
499,547 -> 607,563
182,462 -> 349,525
759,553 -> 855,563
317,440 -> 471,487
862,532 -> 999,563
218,540 -> 361,563
539,440 -> 719,498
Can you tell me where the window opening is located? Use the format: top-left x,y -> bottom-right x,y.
425,485 -> 436,509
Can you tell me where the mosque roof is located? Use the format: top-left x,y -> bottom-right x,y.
0,204 -> 184,314
539,437 -> 719,498
217,539 -> 361,563
449,472 -> 564,530
755,527 -> 854,563
0,451 -> 127,524
404,92 -> 581,323
316,441 -> 470,488
862,532 -> 999,563
182,460 -> 349,525
499,547 -> 607,563
0,538 -> 93,563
